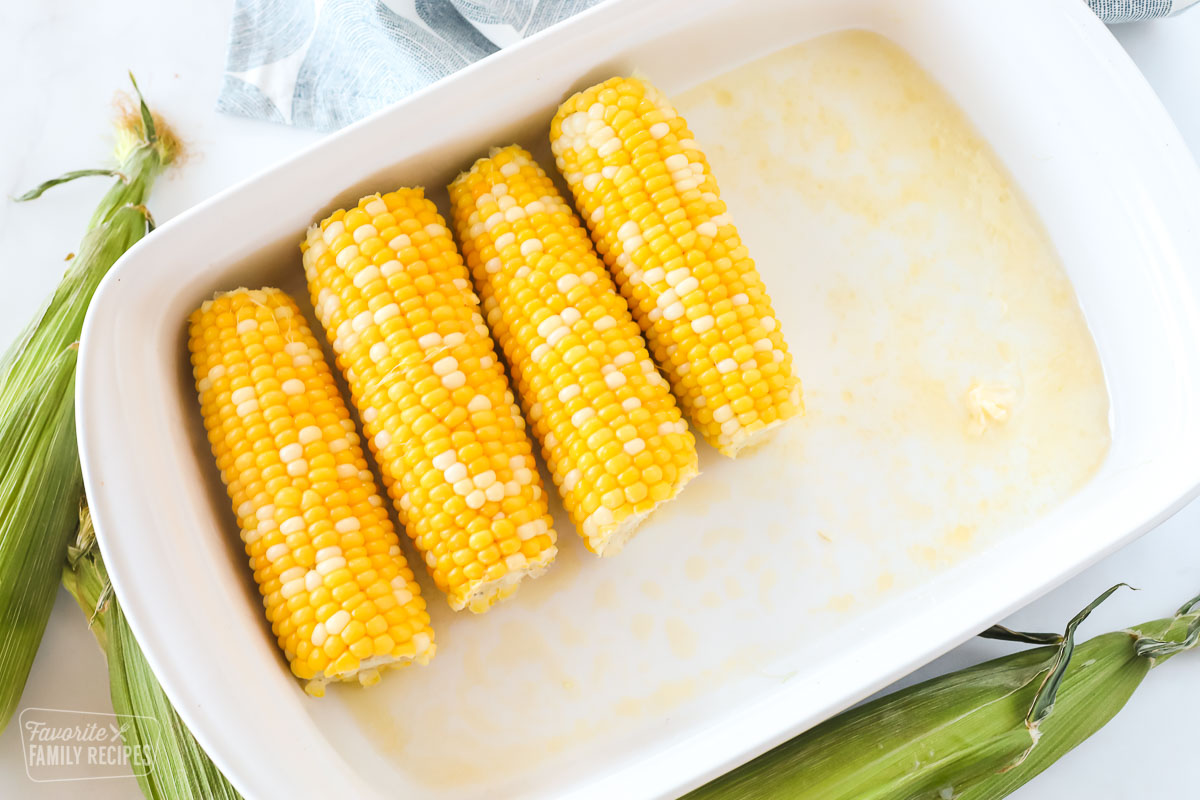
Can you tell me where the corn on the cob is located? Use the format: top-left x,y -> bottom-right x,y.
301,189 -> 557,612
448,146 -> 699,555
188,288 -> 433,695
551,76 -> 802,457
685,586 -> 1200,800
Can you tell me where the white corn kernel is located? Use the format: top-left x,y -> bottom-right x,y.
325,610 -> 351,636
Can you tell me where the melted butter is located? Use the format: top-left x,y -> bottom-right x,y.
965,381 -> 1017,436
665,618 -> 698,659
324,31 -> 1110,795
593,579 -> 618,609
875,572 -> 895,593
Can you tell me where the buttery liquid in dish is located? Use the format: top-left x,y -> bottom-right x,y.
313,30 -> 1111,795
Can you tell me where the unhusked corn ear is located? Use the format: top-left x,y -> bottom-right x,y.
301,189 -> 557,613
686,586 -> 1200,800
187,288 -> 434,696
449,146 -> 699,555
551,76 -> 803,457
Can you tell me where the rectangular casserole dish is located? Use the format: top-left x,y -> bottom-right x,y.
77,0 -> 1200,797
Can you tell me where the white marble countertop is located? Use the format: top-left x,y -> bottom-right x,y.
1,3 -> 1198,798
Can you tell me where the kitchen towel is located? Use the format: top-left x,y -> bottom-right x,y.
218,0 -> 1199,131
1090,0 -> 1200,21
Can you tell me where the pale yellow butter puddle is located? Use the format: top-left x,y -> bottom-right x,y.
313,31 -> 1110,793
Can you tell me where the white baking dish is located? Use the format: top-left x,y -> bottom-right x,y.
77,0 -> 1200,797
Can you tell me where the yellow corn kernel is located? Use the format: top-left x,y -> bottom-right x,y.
550,77 -> 803,456
449,146 -> 698,554
301,189 -> 557,612
187,288 -> 434,696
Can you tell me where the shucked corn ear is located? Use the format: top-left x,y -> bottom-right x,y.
0,76 -> 177,733
686,586 -> 1200,800
551,76 -> 802,457
188,288 -> 434,695
449,146 -> 698,554
64,507 -> 242,800
302,189 -> 557,612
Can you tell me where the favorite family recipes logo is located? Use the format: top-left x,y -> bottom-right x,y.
19,708 -> 158,782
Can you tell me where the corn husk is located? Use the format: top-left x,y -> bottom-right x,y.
957,595 -> 1200,800
686,586 -> 1199,800
0,75 -> 178,732
0,347 -> 81,726
64,507 -> 242,800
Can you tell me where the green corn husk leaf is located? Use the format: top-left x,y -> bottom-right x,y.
977,625 -> 1063,646
957,608 -> 1200,800
687,585 -> 1198,800
0,76 -> 178,733
64,508 -> 243,800
686,647 -> 1052,800
0,347 -> 82,727
0,77 -> 178,408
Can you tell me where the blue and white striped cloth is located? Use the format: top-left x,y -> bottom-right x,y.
217,0 -> 1199,131
219,0 -> 599,130
1089,0 -> 1198,20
